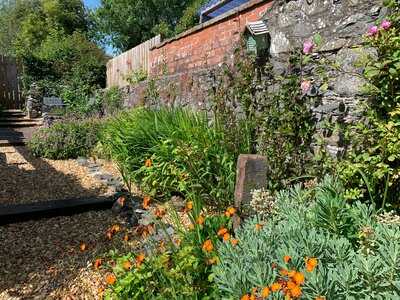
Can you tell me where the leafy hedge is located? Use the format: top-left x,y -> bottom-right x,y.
28,119 -> 102,159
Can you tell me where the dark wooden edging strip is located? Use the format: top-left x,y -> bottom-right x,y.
0,196 -> 114,226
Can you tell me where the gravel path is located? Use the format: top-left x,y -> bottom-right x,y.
0,146 -> 109,205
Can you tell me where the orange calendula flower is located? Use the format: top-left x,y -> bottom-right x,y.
271,282 -> 282,292
315,297 -> 326,300
287,280 -> 297,290
225,206 -> 236,217
305,257 -> 318,272
223,232 -> 230,241
288,269 -> 296,278
284,255 -> 292,263
280,268 -> 288,276
105,273 -> 116,285
202,239 -> 213,252
255,223 -> 263,231
145,159 -> 152,167
94,258 -> 102,269
142,196 -> 151,209
231,239 -> 239,246
80,243 -> 87,252
217,227 -> 228,237
261,287 -> 270,298
241,294 -> 250,300
291,285 -> 302,298
196,215 -> 205,225
293,272 -> 305,285
154,207 -> 166,219
136,253 -> 145,267
186,201 -> 193,211
123,260 -> 132,270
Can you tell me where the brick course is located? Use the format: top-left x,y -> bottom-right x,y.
149,0 -> 273,76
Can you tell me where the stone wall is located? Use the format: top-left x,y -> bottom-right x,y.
124,0 -> 386,156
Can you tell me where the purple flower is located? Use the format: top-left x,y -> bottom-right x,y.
367,25 -> 379,36
381,19 -> 391,30
301,80 -> 312,94
303,40 -> 314,54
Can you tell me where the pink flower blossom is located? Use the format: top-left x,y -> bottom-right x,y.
301,80 -> 312,94
367,25 -> 379,36
303,40 -> 314,54
381,19 -> 391,30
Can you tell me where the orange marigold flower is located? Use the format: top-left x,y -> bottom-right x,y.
186,201 -> 193,211
196,215 -> 205,225
255,223 -> 263,231
280,268 -> 288,276
241,294 -> 250,300
261,287 -> 270,298
136,253 -> 145,267
105,273 -> 116,285
123,260 -> 132,270
287,280 -> 297,290
225,206 -> 236,217
249,294 -> 256,300
223,232 -> 230,241
145,159 -> 152,167
293,272 -> 305,285
315,297 -> 326,300
271,282 -> 282,292
80,243 -> 87,252
217,227 -> 228,237
94,258 -> 102,269
143,196 -> 151,210
231,239 -> 239,246
288,269 -> 296,278
111,224 -> 121,234
284,255 -> 292,263
202,239 -> 213,252
291,285 -> 302,298
155,207 -> 166,219
305,257 -> 318,272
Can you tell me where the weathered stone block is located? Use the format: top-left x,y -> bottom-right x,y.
234,154 -> 268,215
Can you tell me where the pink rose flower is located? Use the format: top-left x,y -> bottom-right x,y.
367,25 -> 378,36
301,80 -> 312,94
303,40 -> 314,54
381,19 -> 391,30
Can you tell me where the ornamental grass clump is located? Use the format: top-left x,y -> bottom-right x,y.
213,176 -> 400,299
101,107 -> 241,207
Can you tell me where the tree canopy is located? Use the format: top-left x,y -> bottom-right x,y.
93,0 -> 208,52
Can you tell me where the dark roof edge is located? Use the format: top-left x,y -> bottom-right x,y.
151,0 -> 269,50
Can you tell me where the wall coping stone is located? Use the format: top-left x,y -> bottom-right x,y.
151,0 -> 270,50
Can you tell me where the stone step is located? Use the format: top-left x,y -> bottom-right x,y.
1,109 -> 26,118
0,139 -> 27,147
0,196 -> 115,225
0,120 -> 42,127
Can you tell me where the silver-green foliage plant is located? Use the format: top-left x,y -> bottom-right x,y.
213,176 -> 400,299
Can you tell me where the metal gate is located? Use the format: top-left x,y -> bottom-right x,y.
0,55 -> 23,109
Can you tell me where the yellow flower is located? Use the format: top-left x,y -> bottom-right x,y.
261,287 -> 270,298
241,294 -> 250,300
202,239 -> 213,252
290,285 -> 302,298
287,280 -> 297,290
186,201 -> 193,211
196,215 -> 205,225
105,273 -> 116,285
217,227 -> 228,237
223,232 -> 230,241
225,206 -> 236,217
123,260 -> 132,270
136,253 -> 145,267
288,269 -> 296,278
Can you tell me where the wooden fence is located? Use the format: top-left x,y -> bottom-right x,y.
106,35 -> 161,88
0,55 -> 23,109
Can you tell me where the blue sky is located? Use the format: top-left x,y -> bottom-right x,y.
84,0 -> 100,9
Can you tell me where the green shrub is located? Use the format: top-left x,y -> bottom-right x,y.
28,119 -> 102,159
213,177 -> 400,299
101,107 -> 241,207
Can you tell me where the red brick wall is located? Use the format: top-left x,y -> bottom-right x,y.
150,0 -> 273,76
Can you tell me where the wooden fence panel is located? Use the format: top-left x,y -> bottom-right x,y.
0,55 -> 23,109
106,35 -> 161,88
